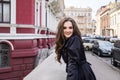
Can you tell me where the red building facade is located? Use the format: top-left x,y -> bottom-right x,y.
0,0 -> 55,80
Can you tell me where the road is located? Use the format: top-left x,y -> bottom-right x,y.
85,51 -> 120,80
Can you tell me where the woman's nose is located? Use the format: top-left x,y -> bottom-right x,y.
66,28 -> 70,31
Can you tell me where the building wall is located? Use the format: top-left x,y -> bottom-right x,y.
0,0 -> 61,80
0,39 -> 38,80
110,6 -> 120,38
16,0 -> 35,24
100,6 -> 110,36
95,13 -> 101,35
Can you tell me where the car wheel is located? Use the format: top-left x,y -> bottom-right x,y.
97,51 -> 102,57
111,57 -> 118,67
92,49 -> 94,53
85,46 -> 89,51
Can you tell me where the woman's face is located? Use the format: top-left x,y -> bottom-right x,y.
63,21 -> 73,38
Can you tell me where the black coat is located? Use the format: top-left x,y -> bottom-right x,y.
61,35 -> 96,80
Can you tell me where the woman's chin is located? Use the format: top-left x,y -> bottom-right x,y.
65,35 -> 72,38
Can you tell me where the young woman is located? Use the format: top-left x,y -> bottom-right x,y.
55,17 -> 96,80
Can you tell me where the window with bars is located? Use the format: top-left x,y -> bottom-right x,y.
0,0 -> 10,23
0,43 -> 10,68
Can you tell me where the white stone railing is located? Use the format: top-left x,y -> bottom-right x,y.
0,24 -> 55,40
0,23 -> 38,34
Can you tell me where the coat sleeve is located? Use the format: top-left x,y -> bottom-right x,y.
66,36 -> 84,64
65,36 -> 83,80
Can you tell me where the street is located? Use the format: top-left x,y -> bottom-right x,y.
85,51 -> 120,80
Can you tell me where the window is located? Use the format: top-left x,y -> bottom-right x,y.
0,43 -> 10,68
83,39 -> 90,43
0,0 -> 10,23
88,13 -> 91,16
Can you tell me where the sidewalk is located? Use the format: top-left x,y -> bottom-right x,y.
24,49 -> 67,80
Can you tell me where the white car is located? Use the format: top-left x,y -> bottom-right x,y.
83,39 -> 95,51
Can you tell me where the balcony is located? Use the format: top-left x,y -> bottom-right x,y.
48,0 -> 65,19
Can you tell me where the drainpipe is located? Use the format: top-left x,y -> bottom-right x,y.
40,0 -> 42,27
45,0 -> 48,28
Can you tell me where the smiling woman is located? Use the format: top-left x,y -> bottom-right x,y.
55,17 -> 96,80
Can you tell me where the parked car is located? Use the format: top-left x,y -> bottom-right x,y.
111,40 -> 120,67
110,38 -> 120,43
92,40 -> 114,56
83,39 -> 96,51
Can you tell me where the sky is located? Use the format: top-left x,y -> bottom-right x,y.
64,0 -> 115,18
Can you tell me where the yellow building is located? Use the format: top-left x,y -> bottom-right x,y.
110,4 -> 120,38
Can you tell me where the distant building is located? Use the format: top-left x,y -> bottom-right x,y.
110,2 -> 120,38
100,5 -> 110,36
95,1 -> 120,37
64,7 -> 93,35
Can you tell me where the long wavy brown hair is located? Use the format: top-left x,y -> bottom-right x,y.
55,17 -> 82,63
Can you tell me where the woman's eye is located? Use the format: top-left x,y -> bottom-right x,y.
63,26 -> 73,29
63,27 -> 67,29
69,27 -> 73,29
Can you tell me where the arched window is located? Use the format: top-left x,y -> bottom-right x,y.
0,43 -> 10,68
